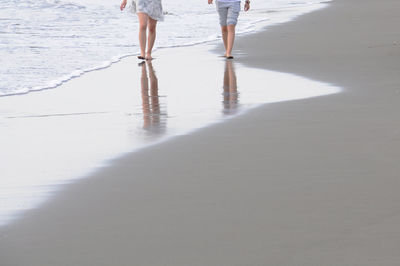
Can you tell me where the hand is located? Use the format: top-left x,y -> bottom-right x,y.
120,0 -> 127,11
244,2 -> 250,11
208,0 -> 213,5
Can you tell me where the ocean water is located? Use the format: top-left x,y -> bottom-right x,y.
0,0 -> 330,96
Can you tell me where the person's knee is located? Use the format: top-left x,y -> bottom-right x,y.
227,25 -> 236,32
221,26 -> 228,33
226,14 -> 238,27
139,23 -> 148,32
148,24 -> 156,34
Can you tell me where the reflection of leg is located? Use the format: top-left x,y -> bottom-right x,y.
147,61 -> 160,124
146,18 -> 157,60
226,25 -> 236,58
223,60 -> 238,112
223,61 -> 230,109
140,62 -> 150,128
223,61 -> 230,90
226,60 -> 237,93
138,13 -> 148,58
227,61 -> 238,108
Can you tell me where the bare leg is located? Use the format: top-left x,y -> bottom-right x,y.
137,13 -> 148,58
221,26 -> 228,56
146,18 -> 158,60
226,24 -> 236,58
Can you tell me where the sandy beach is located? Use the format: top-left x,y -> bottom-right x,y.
1,0 -> 400,265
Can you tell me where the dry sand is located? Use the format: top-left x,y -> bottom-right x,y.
1,0 -> 400,265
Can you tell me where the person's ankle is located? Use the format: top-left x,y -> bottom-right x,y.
145,52 -> 153,60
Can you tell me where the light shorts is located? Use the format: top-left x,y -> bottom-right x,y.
216,1 -> 241,26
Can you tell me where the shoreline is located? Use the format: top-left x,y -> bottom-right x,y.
2,0 -> 400,265
1,0 -> 329,97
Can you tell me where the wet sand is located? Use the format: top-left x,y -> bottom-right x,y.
1,0 -> 400,265
0,44 -> 339,227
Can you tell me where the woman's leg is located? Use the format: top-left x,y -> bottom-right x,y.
226,25 -> 235,58
137,13 -> 149,58
146,18 -> 158,60
221,26 -> 228,54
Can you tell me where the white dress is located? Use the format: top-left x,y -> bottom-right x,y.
132,0 -> 164,21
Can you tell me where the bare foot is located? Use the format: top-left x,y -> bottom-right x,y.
145,53 -> 153,60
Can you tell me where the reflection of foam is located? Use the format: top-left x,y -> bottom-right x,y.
0,45 -> 341,226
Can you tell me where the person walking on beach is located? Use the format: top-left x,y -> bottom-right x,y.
120,0 -> 164,60
208,0 -> 250,59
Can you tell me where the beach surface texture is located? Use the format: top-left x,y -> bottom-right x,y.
1,0 -> 400,265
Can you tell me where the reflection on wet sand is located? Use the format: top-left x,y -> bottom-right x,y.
222,60 -> 239,115
140,61 -> 167,136
0,44 -> 341,227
